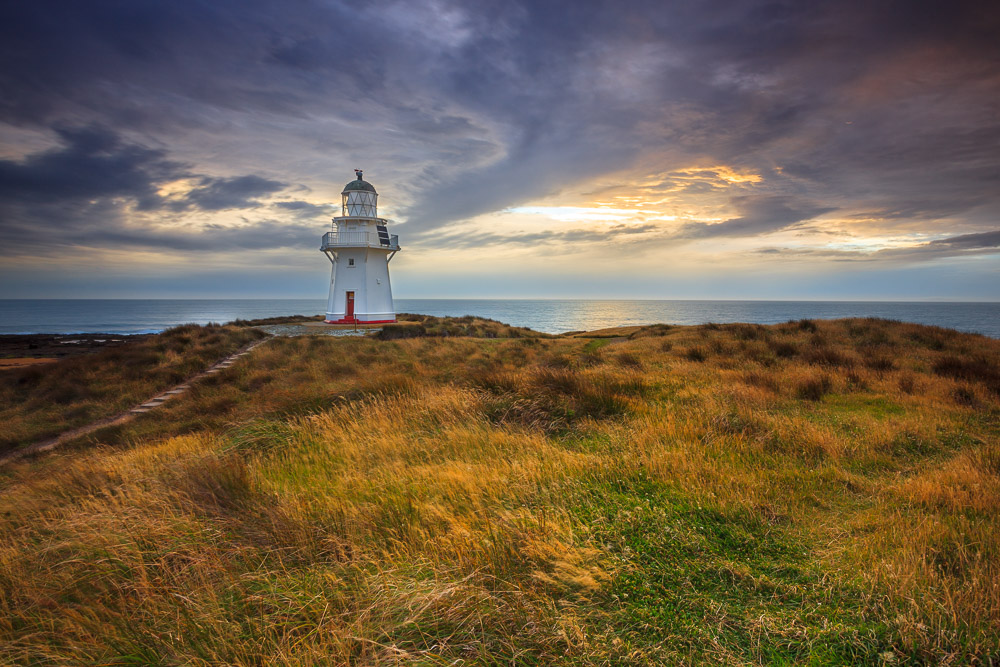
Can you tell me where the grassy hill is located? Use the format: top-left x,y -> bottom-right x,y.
0,324 -> 266,453
0,317 -> 997,664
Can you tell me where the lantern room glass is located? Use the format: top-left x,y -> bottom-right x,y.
343,191 -> 378,217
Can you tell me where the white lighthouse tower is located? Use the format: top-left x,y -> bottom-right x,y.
321,170 -> 400,323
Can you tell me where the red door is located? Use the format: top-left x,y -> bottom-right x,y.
345,291 -> 355,319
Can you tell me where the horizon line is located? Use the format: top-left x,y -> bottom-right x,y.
2,297 -> 998,304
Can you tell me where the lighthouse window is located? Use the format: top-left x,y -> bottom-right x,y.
348,258 -> 355,266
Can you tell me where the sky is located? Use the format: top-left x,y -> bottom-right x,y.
0,0 -> 998,300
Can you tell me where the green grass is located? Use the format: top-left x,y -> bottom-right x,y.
583,338 -> 612,353
574,476 -> 896,663
822,395 -> 906,419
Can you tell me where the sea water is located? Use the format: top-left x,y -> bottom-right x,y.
0,299 -> 997,337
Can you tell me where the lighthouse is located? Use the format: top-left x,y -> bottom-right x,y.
321,170 -> 400,323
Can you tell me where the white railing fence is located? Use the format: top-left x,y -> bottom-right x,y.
321,231 -> 400,249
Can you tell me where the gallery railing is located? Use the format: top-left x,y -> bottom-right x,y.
321,231 -> 399,251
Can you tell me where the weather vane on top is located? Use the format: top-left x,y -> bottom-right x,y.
354,168 -> 363,180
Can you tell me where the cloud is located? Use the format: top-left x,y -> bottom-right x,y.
0,125 -> 181,209
0,125 -> 304,255
92,219 -> 320,252
174,175 -> 287,211
675,195 -> 834,238
273,200 -> 335,220
428,222 -> 661,249
874,229 -> 1000,261
752,229 -> 1000,264
927,230 -> 1000,250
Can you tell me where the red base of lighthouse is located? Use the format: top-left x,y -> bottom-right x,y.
324,317 -> 397,324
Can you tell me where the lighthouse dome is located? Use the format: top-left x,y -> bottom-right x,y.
341,169 -> 378,217
342,168 -> 376,194
342,178 -> 376,194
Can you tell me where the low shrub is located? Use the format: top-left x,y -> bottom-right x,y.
953,386 -> 978,406
533,367 -> 580,395
802,345 -> 847,367
845,370 -> 868,391
741,370 -> 780,393
615,352 -> 643,369
770,341 -> 798,358
933,356 -> 1000,396
380,315 -> 542,339
468,368 -> 522,394
684,347 -> 707,362
865,355 -> 896,373
378,324 -> 427,340
907,328 -> 948,350
797,374 -> 832,401
731,323 -> 768,341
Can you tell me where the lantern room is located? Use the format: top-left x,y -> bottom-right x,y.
342,168 -> 378,217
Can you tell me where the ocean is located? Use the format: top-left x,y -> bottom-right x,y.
1,299 -> 998,338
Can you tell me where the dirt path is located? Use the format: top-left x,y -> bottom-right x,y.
0,336 -> 273,466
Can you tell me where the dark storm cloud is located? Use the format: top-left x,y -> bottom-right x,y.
0,125 -> 181,210
175,175 -> 287,212
0,125 -> 288,214
0,208 -> 318,255
92,220 -> 320,252
675,195 -> 834,239
1,0 -> 999,268
927,230 -> 1000,250
0,126 -> 303,254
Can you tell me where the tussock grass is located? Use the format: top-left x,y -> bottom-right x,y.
0,324 -> 265,452
379,313 -> 545,340
0,317 -> 998,663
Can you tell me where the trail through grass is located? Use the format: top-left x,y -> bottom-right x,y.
0,323 -> 266,453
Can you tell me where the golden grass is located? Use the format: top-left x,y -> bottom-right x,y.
0,317 -> 997,663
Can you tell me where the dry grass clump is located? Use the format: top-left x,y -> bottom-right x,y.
0,323 -> 265,453
614,351 -> 643,369
468,363 -> 648,434
933,355 -> 1000,396
796,373 -> 833,400
801,343 -> 852,367
381,313 -> 545,339
769,339 -> 798,358
1,317 -> 998,663
684,346 -> 708,362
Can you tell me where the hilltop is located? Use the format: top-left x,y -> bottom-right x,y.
0,316 -> 998,664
